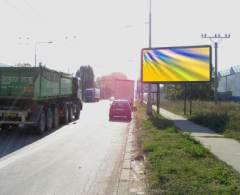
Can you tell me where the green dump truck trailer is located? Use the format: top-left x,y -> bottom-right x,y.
0,66 -> 82,133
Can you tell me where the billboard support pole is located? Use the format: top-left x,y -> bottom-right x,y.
189,83 -> 192,115
147,85 -> 152,115
146,0 -> 152,115
156,84 -> 160,114
184,84 -> 187,115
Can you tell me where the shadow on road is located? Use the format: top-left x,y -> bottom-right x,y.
0,122 -> 73,159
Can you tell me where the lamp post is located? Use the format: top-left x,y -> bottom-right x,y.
34,41 -> 53,67
146,0 -> 153,115
201,33 -> 230,103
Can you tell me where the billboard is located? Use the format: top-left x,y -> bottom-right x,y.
141,45 -> 212,83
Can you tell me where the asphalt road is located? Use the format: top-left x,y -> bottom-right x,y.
0,100 -> 130,195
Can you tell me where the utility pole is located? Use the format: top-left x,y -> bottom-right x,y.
201,33 -> 230,103
146,0 -> 153,115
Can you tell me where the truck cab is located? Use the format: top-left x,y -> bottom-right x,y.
84,88 -> 100,102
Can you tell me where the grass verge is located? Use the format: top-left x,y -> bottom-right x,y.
159,100 -> 240,142
135,102 -> 240,194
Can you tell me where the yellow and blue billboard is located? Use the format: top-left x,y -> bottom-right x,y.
141,45 -> 212,83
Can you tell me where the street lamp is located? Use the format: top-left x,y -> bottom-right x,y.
146,0 -> 153,115
34,41 -> 53,67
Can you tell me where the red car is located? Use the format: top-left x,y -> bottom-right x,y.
109,100 -> 132,121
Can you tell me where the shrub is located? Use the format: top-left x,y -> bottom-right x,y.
190,112 -> 229,133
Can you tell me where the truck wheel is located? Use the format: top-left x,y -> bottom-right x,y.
68,106 -> 73,122
53,107 -> 59,128
63,105 -> 69,124
1,124 -> 8,131
37,111 -> 46,134
46,108 -> 53,130
74,105 -> 80,119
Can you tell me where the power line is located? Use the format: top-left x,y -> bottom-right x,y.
2,0 -> 48,25
3,0 -> 25,16
22,0 -> 45,19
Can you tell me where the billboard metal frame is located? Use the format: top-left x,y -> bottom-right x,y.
141,45 -> 212,84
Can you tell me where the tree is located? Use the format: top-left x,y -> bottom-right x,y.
163,82 -> 214,101
76,65 -> 95,99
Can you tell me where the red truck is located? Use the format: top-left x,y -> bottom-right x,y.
114,79 -> 135,108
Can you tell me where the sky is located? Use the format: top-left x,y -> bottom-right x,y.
0,0 -> 239,80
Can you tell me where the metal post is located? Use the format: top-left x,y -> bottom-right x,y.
149,0 -> 152,48
184,84 -> 187,115
189,83 -> 192,115
146,0 -> 152,115
214,42 -> 218,103
34,44 -> 37,67
147,84 -> 152,115
156,84 -> 160,113
226,76 -> 227,92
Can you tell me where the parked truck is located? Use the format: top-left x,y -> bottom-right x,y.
84,88 -> 100,102
114,79 -> 135,108
0,66 -> 82,133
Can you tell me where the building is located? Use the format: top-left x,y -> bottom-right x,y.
0,63 -> 11,67
218,65 -> 240,101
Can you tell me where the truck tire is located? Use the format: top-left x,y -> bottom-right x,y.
46,108 -> 53,131
53,107 -> 59,128
127,114 -> 131,121
74,104 -> 80,119
1,124 -> 9,131
63,105 -> 69,124
37,110 -> 46,134
68,106 -> 73,122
